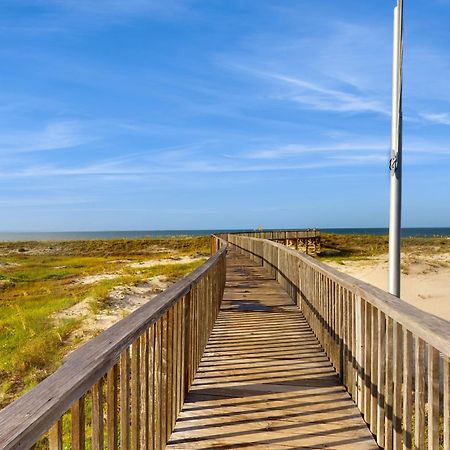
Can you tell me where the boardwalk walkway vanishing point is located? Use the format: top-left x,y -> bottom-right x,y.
167,251 -> 377,448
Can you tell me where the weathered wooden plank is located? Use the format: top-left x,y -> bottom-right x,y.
377,310 -> 386,447
91,379 -> 104,450
166,306 -> 174,436
140,331 -> 149,450
393,321 -> 403,450
153,319 -> 162,450
48,419 -> 62,450
385,317 -> 394,450
106,365 -> 118,450
71,397 -> 85,450
370,304 -> 378,437
414,337 -> 425,450
364,301 -> 372,425
355,294 -> 364,412
402,329 -> 412,450
160,312 -> 169,447
428,346 -> 440,450
147,326 -> 155,450
444,356 -> 450,450
119,349 -> 130,450
167,251 -> 377,449
130,340 -> 140,450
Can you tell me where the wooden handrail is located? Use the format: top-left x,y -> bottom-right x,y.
226,234 -> 450,450
0,236 -> 227,449
254,238 -> 450,356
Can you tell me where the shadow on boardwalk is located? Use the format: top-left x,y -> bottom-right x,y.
167,252 -> 378,449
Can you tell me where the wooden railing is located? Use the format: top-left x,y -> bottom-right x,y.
216,229 -> 321,254
0,236 -> 227,450
215,228 -> 320,240
226,234 -> 450,450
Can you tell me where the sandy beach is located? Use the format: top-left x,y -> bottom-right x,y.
327,252 -> 450,323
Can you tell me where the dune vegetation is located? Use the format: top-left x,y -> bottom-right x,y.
0,236 -> 210,408
318,233 -> 450,261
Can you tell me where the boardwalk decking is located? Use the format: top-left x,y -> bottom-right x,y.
167,251 -> 378,449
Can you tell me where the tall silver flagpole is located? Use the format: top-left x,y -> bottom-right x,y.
388,0 -> 404,297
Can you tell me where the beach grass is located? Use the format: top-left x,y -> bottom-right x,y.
318,233 -> 450,261
0,236 -> 210,407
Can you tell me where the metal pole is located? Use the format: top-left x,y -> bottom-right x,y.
388,0 -> 404,297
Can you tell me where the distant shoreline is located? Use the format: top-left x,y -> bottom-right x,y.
1,227 -> 450,241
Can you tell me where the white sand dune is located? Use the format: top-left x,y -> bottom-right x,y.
327,253 -> 450,323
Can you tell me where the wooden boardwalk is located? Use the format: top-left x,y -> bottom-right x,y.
167,252 -> 378,449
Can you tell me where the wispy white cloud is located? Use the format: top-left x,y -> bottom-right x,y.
267,73 -> 390,116
244,140 -> 387,160
0,121 -> 90,154
217,18 -> 392,118
421,112 -> 450,125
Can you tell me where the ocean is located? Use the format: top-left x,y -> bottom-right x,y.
0,228 -> 449,242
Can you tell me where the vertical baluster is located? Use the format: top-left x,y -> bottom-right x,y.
349,291 -> 355,399
72,397 -> 85,450
161,312 -> 169,447
444,356 -> 450,450
377,310 -> 386,447
154,320 -> 162,450
338,284 -> 344,381
334,282 -> 339,371
414,337 -> 425,450
49,419 -> 63,450
191,285 -> 197,383
385,317 -> 394,450
92,379 -> 104,450
148,325 -> 155,450
173,302 -> 179,427
120,349 -> 130,450
364,301 -> 372,425
402,330 -> 412,450
131,340 -> 140,449
325,276 -> 330,357
140,331 -> 149,450
341,287 -> 347,387
166,307 -> 173,438
327,278 -> 337,367
176,300 -> 183,416
428,346 -> 440,450
355,294 -> 364,412
107,365 -> 118,450
393,321 -> 403,450
181,294 -> 189,399
345,289 -> 351,392
370,306 -> 378,438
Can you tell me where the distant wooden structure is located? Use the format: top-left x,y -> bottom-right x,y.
217,228 -> 321,254
0,232 -> 449,450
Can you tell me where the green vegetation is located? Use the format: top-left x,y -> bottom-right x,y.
0,237 -> 210,408
318,233 -> 450,262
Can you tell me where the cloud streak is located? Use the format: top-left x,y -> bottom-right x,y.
421,112 -> 450,125
0,121 -> 90,154
268,73 -> 390,116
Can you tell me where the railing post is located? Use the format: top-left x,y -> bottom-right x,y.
355,294 -> 364,412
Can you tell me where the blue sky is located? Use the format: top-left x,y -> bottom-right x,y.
1,0 -> 450,231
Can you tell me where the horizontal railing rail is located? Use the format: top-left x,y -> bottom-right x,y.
0,236 -> 227,450
226,234 -> 450,450
215,228 -> 320,240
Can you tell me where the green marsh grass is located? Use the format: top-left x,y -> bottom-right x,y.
0,237 -> 209,407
